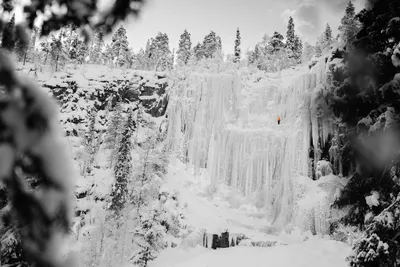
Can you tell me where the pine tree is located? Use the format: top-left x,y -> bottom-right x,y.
149,33 -> 171,71
324,23 -> 333,44
286,17 -> 296,52
284,17 -> 303,62
110,25 -> 129,67
131,130 -> 164,217
321,3 -> 400,266
293,35 -> 303,62
269,31 -> 285,53
202,31 -> 222,59
1,14 -> 15,51
176,29 -> 192,66
354,0 -> 400,53
103,44 -> 113,65
301,42 -> 315,63
130,209 -> 164,267
49,33 -> 67,71
193,42 -> 205,60
15,36 -> 28,63
68,34 -> 79,61
90,29 -> 105,64
105,102 -> 124,166
338,1 -> 358,46
109,110 -> 135,216
234,28 -> 241,63
77,41 -> 89,64
26,27 -> 39,63
144,39 -> 153,69
82,106 -> 98,176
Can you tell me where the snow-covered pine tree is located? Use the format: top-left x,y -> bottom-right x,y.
90,29 -> 105,64
103,44 -> 113,65
285,17 -> 302,62
202,31 -> 222,59
324,23 -> 333,46
39,39 -> 51,64
338,1 -> 359,47
131,122 -> 165,218
135,48 -> 146,69
105,102 -> 124,166
193,42 -> 205,60
151,32 -> 171,71
1,14 -> 15,51
26,26 -> 39,64
301,42 -> 315,63
68,33 -> 80,64
77,41 -> 89,64
286,17 -> 295,52
144,39 -> 153,69
234,28 -> 241,63
127,47 -> 136,68
252,44 -> 265,65
315,40 -> 322,57
109,109 -> 135,216
177,29 -> 192,66
322,2 -> 400,266
49,33 -> 68,71
269,31 -> 285,53
130,208 -> 165,267
293,35 -> 303,62
82,106 -> 98,176
153,189 -> 186,238
15,36 -> 28,63
110,25 -> 130,67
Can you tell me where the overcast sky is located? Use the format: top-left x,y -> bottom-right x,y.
121,0 -> 366,54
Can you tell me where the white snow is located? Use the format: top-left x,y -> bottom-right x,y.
149,161 -> 351,267
152,237 -> 350,267
366,191 -> 380,208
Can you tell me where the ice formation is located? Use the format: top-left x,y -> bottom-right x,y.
167,58 -> 341,234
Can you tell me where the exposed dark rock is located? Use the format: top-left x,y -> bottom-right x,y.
251,241 -> 277,247
220,231 -> 229,248
211,234 -> 219,250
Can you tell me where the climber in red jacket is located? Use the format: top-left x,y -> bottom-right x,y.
278,116 -> 281,125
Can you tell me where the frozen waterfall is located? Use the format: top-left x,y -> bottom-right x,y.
167,58 -> 341,234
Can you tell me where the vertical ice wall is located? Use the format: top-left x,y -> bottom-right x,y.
167,58 -> 337,232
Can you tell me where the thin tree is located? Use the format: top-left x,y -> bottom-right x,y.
1,14 -> 15,51
109,110 -> 136,217
234,28 -> 241,63
177,29 -> 192,65
338,1 -> 358,46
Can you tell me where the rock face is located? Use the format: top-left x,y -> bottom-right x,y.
19,65 -> 170,118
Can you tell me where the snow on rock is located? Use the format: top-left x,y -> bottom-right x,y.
293,174 -> 344,235
17,63 -> 170,118
315,160 -> 333,180
391,42 -> 400,67
366,191 -> 380,208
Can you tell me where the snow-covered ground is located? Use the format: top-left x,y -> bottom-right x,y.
153,239 -> 350,267
151,160 -> 351,267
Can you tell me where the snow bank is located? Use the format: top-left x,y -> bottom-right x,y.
152,237 -> 351,267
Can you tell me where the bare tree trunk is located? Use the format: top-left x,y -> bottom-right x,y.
23,52 -> 27,66
55,55 -> 59,71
